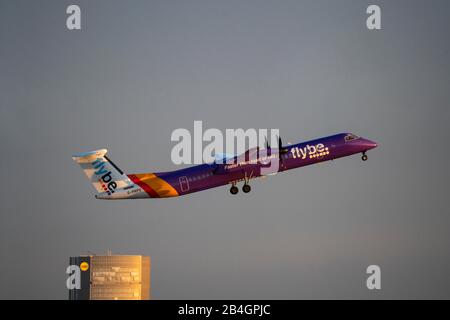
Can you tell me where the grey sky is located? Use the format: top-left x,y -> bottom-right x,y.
1,0 -> 449,299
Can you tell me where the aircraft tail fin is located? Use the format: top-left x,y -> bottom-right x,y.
72,149 -> 133,198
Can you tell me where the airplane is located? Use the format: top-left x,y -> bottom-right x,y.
72,133 -> 377,199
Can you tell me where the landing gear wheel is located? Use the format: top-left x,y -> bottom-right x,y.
230,185 -> 239,195
242,184 -> 251,193
362,153 -> 368,161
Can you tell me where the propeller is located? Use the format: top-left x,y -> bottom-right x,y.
278,136 -> 289,155
263,135 -> 289,167
264,135 -> 289,159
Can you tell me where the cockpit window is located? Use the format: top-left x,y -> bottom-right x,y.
344,133 -> 359,142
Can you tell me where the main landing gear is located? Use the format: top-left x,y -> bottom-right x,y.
230,173 -> 252,195
361,152 -> 368,161
230,185 -> 239,195
230,183 -> 252,194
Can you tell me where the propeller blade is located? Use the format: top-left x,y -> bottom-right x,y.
278,135 -> 289,154
277,136 -> 282,160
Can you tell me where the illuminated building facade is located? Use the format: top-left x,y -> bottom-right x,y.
68,254 -> 150,300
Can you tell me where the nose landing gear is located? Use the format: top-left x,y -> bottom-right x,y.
361,152 -> 368,161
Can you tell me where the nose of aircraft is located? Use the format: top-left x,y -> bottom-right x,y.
361,138 -> 378,150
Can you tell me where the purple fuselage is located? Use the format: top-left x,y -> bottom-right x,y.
154,133 -> 377,196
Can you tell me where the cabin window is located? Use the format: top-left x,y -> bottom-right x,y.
344,133 -> 359,142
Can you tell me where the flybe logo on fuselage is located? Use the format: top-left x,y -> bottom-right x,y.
290,143 -> 330,160
92,158 -> 117,195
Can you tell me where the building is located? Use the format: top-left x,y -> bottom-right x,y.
68,253 -> 151,300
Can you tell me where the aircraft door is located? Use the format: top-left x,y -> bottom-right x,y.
179,176 -> 190,192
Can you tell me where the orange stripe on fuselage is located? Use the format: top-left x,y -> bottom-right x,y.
128,174 -> 160,198
128,173 -> 179,198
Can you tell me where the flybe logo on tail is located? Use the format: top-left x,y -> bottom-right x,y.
92,158 -> 117,195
